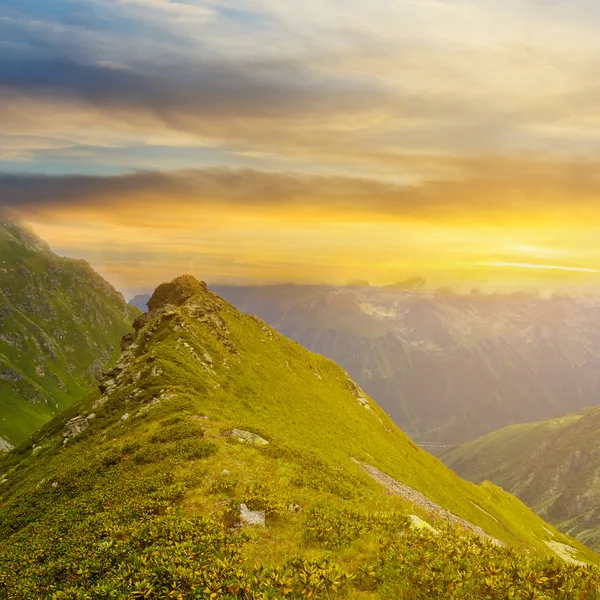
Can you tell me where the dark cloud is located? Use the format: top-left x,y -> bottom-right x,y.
0,16 -> 511,156
0,50 -> 394,126
3,161 -> 600,224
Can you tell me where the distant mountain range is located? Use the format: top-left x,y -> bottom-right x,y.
129,293 -> 151,312
132,284 -> 600,444
442,406 -> 600,551
0,218 -> 138,447
3,275 -> 595,597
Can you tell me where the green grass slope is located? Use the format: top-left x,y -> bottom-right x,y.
1,276 -> 599,599
0,217 -> 139,446
214,285 -> 600,445
442,407 -> 600,551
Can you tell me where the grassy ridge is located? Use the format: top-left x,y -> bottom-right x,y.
1,276 -> 598,598
215,284 -> 600,444
442,407 -> 600,551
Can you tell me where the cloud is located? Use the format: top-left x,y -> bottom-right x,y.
117,0 -> 214,22
3,159 -> 600,227
6,0 -> 600,179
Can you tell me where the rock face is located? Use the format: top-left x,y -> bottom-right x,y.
62,415 -> 90,445
0,217 -> 139,445
0,438 -> 14,454
147,277 -> 207,312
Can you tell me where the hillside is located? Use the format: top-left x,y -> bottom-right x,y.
442,407 -> 600,551
2,275 -> 599,598
208,284 -> 600,444
0,217 -> 139,447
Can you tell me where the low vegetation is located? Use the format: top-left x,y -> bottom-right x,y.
442,408 -> 600,551
1,276 -> 598,598
0,218 -> 138,446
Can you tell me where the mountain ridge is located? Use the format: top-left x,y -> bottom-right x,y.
0,217 -> 139,445
2,275 -> 598,598
442,406 -> 600,551
204,284 -> 600,443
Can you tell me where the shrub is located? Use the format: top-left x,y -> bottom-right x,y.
150,420 -> 204,444
173,439 -> 218,461
209,478 -> 238,495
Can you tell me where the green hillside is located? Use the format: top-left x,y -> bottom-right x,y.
213,284 -> 600,444
1,276 -> 599,598
442,407 -> 600,551
0,217 -> 139,447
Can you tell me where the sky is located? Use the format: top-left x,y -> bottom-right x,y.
2,0 -> 600,297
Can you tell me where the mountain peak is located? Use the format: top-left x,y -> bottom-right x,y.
3,274 -> 599,595
147,275 -> 208,312
0,216 -> 50,254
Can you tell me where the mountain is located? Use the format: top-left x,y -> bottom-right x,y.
441,406 -> 600,551
384,276 -> 427,291
1,275 -> 598,598
207,284 -> 600,444
0,217 -> 139,447
129,293 -> 151,312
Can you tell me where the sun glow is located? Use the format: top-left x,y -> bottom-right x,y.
479,262 -> 600,274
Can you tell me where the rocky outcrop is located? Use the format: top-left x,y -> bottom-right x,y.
0,437 -> 14,453
147,276 -> 208,312
62,413 -> 95,444
229,429 -> 269,446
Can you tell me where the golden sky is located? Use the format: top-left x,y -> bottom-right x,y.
2,0 -> 600,296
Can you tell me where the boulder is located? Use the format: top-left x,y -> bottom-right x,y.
229,428 -> 269,446
62,415 -> 89,444
240,503 -> 266,527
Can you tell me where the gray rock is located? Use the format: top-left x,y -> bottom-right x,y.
0,363 -> 24,383
240,503 -> 266,527
229,428 -> 269,446
0,437 -> 14,453
62,415 -> 89,444
409,514 -> 439,535
357,395 -> 371,410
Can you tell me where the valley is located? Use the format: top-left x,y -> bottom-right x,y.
442,406 -> 600,552
208,285 -> 600,445
1,275 -> 598,598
